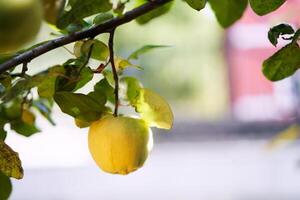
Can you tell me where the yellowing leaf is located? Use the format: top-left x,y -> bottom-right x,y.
115,57 -> 142,71
74,39 -> 109,61
74,41 -> 84,58
0,140 -> 23,179
21,109 -> 35,125
266,124 -> 300,150
134,88 -> 173,130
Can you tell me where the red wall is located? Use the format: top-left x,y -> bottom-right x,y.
226,0 -> 300,121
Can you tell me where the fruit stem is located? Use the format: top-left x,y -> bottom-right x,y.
109,28 -> 119,117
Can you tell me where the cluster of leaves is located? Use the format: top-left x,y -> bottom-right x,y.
0,36 -> 170,197
185,0 -> 286,28
0,0 -> 176,196
185,0 -> 299,82
263,24 -> 300,81
0,0 -> 299,198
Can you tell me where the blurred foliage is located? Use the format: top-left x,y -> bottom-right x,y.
263,24 -> 300,81
267,124 -> 300,150
0,0 -> 298,197
116,1 -> 228,119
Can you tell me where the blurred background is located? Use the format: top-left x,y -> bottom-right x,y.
5,0 -> 300,199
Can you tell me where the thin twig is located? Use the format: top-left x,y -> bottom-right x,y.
62,46 -> 74,55
10,73 -> 23,78
93,61 -> 110,73
0,0 -> 172,74
108,29 -> 119,117
21,63 -> 28,76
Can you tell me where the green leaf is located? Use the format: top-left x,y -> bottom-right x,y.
2,101 -> 39,137
263,43 -> 300,81
208,0 -> 247,28
185,0 -> 206,11
0,140 -> 23,179
102,70 -> 115,87
136,1 -> 173,24
249,0 -> 286,16
0,126 -> 7,141
0,107 -> 7,140
2,66 -> 65,101
73,67 -> 94,91
128,45 -> 170,60
74,39 -> 109,61
88,91 -> 107,105
57,0 -> 112,29
37,65 -> 65,98
0,75 -> 12,89
38,78 -> 57,98
68,0 -> 77,6
2,80 -> 28,103
54,92 -> 105,121
74,118 -> 91,128
90,40 -> 109,61
93,13 -> 114,25
133,88 -> 173,130
0,172 -> 12,200
94,78 -> 115,103
11,121 -> 40,137
56,65 -> 80,92
64,20 -> 93,33
120,77 -> 142,104
268,24 -> 295,46
4,100 -> 22,120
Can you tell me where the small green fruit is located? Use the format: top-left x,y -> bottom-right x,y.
0,0 -> 42,53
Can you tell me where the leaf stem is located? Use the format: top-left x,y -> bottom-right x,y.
108,29 -> 119,117
79,38 -> 95,74
21,63 -> 28,76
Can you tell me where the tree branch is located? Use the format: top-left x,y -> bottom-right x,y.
0,0 -> 171,74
